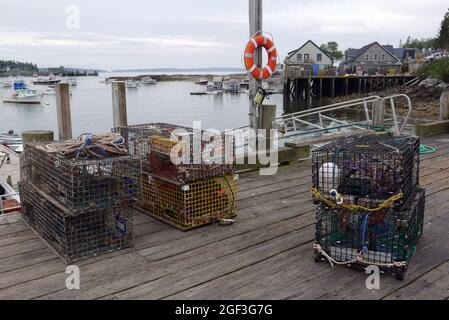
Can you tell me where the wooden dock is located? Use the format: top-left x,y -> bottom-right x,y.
1,133 -> 449,300
284,75 -> 417,108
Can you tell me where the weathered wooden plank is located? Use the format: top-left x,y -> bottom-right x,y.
0,248 -> 57,274
0,230 -> 37,248
0,252 -> 148,300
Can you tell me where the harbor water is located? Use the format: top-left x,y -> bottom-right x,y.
0,73 -> 284,135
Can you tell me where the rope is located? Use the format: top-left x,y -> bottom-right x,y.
314,244 -> 407,268
311,187 -> 403,212
38,133 -> 128,160
420,145 -> 437,155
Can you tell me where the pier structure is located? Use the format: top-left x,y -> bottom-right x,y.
283,75 -> 417,108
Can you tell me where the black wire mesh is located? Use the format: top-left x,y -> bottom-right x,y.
113,123 -> 235,185
20,182 -> 134,264
315,188 -> 425,268
312,135 -> 420,209
21,142 -> 140,215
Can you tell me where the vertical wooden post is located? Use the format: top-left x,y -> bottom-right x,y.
331,77 -> 335,98
372,98 -> 385,129
55,83 -> 72,140
319,78 -> 323,106
249,0 -> 263,131
440,92 -> 449,121
258,104 -> 277,152
112,81 -> 128,128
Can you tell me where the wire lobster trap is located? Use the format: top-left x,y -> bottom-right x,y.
312,134 -> 420,210
314,188 -> 425,281
20,182 -> 134,264
140,173 -> 238,231
113,123 -> 191,158
113,123 -> 235,185
21,140 -> 140,215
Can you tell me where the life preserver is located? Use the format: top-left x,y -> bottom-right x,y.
244,35 -> 278,80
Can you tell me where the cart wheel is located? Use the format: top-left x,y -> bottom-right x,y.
395,267 -> 406,281
314,253 -> 323,263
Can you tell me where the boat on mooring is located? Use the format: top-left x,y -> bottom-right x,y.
1,80 -> 13,88
141,77 -> 157,85
33,76 -> 61,86
66,77 -> 78,86
2,89 -> 42,104
195,78 -> 209,85
126,80 -> 140,89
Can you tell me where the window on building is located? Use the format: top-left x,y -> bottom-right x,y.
381,53 -> 385,61
304,54 -> 310,62
317,53 -> 322,62
297,53 -> 302,62
374,54 -> 378,61
365,53 -> 370,61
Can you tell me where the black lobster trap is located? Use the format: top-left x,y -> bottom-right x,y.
314,188 -> 425,280
20,182 -> 134,264
113,123 -> 235,185
21,142 -> 140,215
312,135 -> 420,209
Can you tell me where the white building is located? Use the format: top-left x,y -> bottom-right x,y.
285,40 -> 333,66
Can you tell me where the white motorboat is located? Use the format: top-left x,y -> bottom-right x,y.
2,89 -> 42,104
141,77 -> 157,85
1,80 -> 13,88
126,80 -> 140,89
66,77 -> 78,86
33,76 -> 61,85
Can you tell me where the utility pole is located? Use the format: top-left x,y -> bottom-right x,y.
249,0 -> 263,131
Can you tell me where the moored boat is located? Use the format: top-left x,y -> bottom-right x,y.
195,78 -> 208,85
126,80 -> 140,89
2,89 -> 42,104
33,76 -> 61,85
141,77 -> 157,85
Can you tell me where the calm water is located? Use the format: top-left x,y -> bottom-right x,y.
0,73 -> 284,136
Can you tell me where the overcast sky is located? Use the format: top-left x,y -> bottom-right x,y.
0,0 -> 447,70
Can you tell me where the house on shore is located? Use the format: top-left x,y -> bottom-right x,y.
285,40 -> 333,67
342,42 -> 402,75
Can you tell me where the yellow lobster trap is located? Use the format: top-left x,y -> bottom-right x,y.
140,174 -> 238,231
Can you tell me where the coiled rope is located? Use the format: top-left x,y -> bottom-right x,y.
38,133 -> 128,160
311,187 -> 403,212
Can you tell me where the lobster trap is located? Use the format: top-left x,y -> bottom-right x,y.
312,135 -> 420,209
314,188 -> 425,280
20,182 -> 134,264
21,142 -> 140,215
113,123 -> 235,185
140,174 -> 238,231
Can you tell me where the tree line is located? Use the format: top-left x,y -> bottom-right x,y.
0,60 -> 38,72
401,8 -> 449,50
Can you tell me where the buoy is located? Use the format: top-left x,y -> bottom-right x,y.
243,35 -> 278,80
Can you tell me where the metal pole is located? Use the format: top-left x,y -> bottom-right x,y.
249,0 -> 263,131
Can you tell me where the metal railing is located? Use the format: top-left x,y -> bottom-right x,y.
232,94 -> 413,152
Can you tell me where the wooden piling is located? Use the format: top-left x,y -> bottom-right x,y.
440,92 -> 449,121
372,98 -> 385,129
249,0 -> 263,131
55,83 -> 73,140
112,81 -> 128,128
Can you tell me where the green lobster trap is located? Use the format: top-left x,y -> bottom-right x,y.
314,188 -> 425,280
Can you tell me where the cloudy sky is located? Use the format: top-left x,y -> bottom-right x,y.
0,0 -> 447,70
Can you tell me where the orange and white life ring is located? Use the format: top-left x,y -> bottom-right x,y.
244,35 -> 278,80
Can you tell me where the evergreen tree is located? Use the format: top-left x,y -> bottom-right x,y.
435,9 -> 449,49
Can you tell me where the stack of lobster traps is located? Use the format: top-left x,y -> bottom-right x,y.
114,123 -> 238,231
19,134 -> 139,263
312,134 -> 425,280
